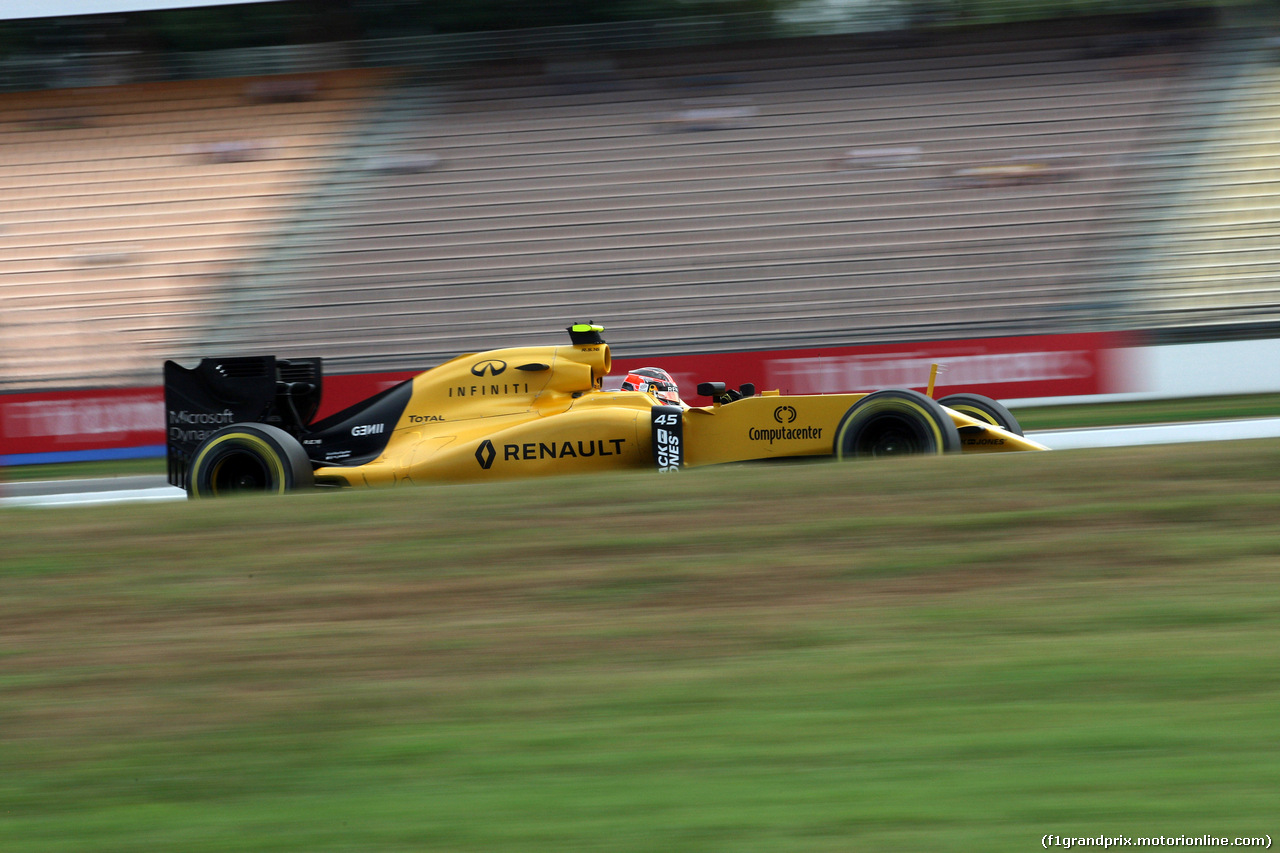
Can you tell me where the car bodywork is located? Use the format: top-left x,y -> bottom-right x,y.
164,324 -> 1047,496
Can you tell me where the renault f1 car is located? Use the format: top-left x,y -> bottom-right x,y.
164,324 -> 1048,497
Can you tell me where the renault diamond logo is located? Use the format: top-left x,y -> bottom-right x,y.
471,359 -> 507,377
475,439 -> 496,470
773,405 -> 797,424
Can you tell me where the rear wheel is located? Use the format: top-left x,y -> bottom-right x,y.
937,393 -> 1023,435
833,389 -> 961,459
188,423 -> 314,498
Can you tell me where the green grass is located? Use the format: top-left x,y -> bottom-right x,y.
1,457 -> 166,482
3,442 -> 1279,851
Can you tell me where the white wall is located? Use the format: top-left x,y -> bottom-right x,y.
1010,339 -> 1280,406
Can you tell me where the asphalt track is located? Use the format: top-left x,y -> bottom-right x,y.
5,417 -> 1280,509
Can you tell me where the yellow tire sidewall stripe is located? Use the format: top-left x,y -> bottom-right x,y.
950,404 -> 1000,426
191,432 -> 288,498
836,398 -> 944,459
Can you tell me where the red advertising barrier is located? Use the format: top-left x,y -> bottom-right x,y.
2,332 -> 1124,465
611,332 -> 1124,402
315,371 -> 415,420
1,387 -> 166,465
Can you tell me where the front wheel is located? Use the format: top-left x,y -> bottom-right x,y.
833,389 -> 961,459
188,423 -> 314,498
937,393 -> 1023,436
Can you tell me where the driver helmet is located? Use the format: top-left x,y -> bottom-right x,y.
621,367 -> 681,406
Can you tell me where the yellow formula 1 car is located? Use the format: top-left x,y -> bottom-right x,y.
164,324 -> 1047,497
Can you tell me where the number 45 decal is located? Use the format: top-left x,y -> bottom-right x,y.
651,406 -> 684,472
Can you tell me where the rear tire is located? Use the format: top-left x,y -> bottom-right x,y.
188,423 -> 314,498
937,393 -> 1023,435
833,389 -> 961,459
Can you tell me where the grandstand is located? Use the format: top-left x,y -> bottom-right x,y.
194,22 -> 1210,374
0,68 -> 389,388
1135,61 -> 1280,332
3,12 -> 1276,390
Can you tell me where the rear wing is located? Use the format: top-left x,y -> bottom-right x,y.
163,356 -> 322,489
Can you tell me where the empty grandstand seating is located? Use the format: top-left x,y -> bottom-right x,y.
196,24 -> 1207,373
3,19 -> 1246,389
0,69 -> 389,388
1138,63 -> 1280,330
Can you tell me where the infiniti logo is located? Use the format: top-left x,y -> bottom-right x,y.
471,360 -> 507,378
475,439 -> 496,469
773,406 -> 797,424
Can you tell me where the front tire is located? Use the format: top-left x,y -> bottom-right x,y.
833,389 -> 961,459
188,423 -> 314,498
937,393 -> 1023,435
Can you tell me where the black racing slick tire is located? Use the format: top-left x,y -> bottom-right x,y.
833,389 -> 961,459
937,393 -> 1024,436
187,423 -> 314,498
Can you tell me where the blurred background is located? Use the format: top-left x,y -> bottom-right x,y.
1,0 -> 1277,392
4,8 -> 1280,849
